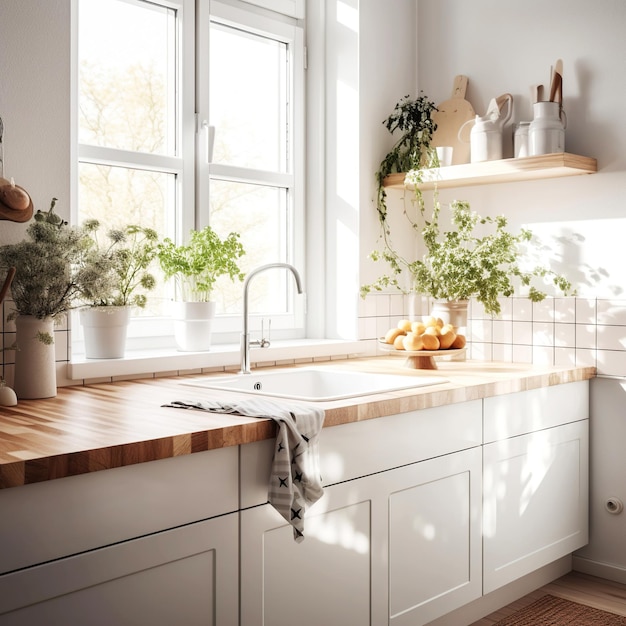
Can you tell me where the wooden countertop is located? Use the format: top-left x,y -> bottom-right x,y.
0,358 -> 595,489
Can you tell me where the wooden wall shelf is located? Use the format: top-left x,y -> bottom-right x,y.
382,153 -> 597,191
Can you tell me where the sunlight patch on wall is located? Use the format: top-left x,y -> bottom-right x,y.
336,0 -> 358,32
522,218 -> 626,299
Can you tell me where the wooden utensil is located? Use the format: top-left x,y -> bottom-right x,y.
530,84 -> 543,104
431,75 -> 476,165
549,59 -> 563,104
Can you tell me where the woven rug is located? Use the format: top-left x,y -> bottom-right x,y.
493,594 -> 626,625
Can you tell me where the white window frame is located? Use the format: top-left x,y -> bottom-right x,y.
71,0 -> 306,355
196,0 -> 306,340
71,0 -> 195,352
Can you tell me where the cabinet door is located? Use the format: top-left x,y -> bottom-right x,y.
0,513 -> 238,626
240,479 -> 373,626
240,446 -> 482,626
483,420 -> 589,593
387,447 -> 482,626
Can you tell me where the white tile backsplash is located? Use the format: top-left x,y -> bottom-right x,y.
554,297 -> 576,323
512,320 -> 533,345
5,295 -> 626,386
492,319 -> 512,344
389,294 -> 405,316
469,318 -> 492,342
497,297 -> 513,320
533,299 -> 554,323
512,344 -> 533,363
375,294 -> 391,317
532,321 -> 554,347
576,298 -> 597,324
512,298 -> 533,321
576,348 -> 597,368
597,349 -> 626,377
356,295 -> 626,377
596,299 -> 626,325
492,343 -> 513,362
597,325 -> 626,351
533,345 -> 554,366
555,347 -> 576,367
555,323 -> 576,348
576,324 -> 597,350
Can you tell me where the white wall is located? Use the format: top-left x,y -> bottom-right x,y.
416,0 -> 626,299
357,0 -> 418,290
321,0 -> 418,338
413,0 -> 626,581
0,0 -> 72,244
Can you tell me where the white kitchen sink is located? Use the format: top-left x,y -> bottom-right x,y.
182,367 -> 446,402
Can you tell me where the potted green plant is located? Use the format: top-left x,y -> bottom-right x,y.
375,93 -> 439,227
0,198 -> 113,397
362,178 -> 575,323
78,221 -> 159,359
157,226 -> 245,351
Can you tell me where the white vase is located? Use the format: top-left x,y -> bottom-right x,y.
173,301 -> 216,351
80,306 -> 131,359
430,299 -> 469,330
14,315 -> 57,399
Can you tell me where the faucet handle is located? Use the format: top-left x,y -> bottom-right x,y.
259,318 -> 271,348
250,318 -> 271,349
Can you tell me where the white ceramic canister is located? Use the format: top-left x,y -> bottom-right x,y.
469,121 -> 504,162
513,122 -> 530,158
529,102 -> 566,155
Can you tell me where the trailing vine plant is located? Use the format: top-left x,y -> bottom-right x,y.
375,93 -> 438,228
363,93 -> 576,314
363,167 -> 576,316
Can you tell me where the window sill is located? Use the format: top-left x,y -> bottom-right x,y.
67,338 -> 372,382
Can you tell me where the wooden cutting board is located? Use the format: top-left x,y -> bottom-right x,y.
431,75 -> 476,165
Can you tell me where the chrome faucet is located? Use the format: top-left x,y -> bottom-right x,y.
240,263 -> 303,374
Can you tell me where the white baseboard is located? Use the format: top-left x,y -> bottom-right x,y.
427,556 -> 572,626
573,555 -> 626,585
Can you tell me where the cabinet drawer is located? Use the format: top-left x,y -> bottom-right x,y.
241,400 -> 482,509
0,512 -> 238,625
0,446 -> 238,575
484,381 -> 589,443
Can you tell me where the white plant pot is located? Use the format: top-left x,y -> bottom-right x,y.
430,299 -> 469,330
14,315 -> 57,399
173,301 -> 216,352
80,306 -> 131,359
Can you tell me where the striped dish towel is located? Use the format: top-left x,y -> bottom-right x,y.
165,398 -> 325,542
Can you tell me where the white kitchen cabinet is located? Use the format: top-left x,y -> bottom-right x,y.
482,383 -> 589,594
0,378 -> 591,626
0,512 -> 238,626
240,479 -> 372,626
0,447 -> 240,625
0,447 -> 239,575
387,446 -> 482,626
240,403 -> 483,626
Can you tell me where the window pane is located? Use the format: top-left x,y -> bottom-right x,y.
210,22 -> 288,172
78,0 -> 176,155
209,180 -> 290,314
78,163 -> 175,316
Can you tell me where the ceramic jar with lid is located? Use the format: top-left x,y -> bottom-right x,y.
529,102 -> 566,155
